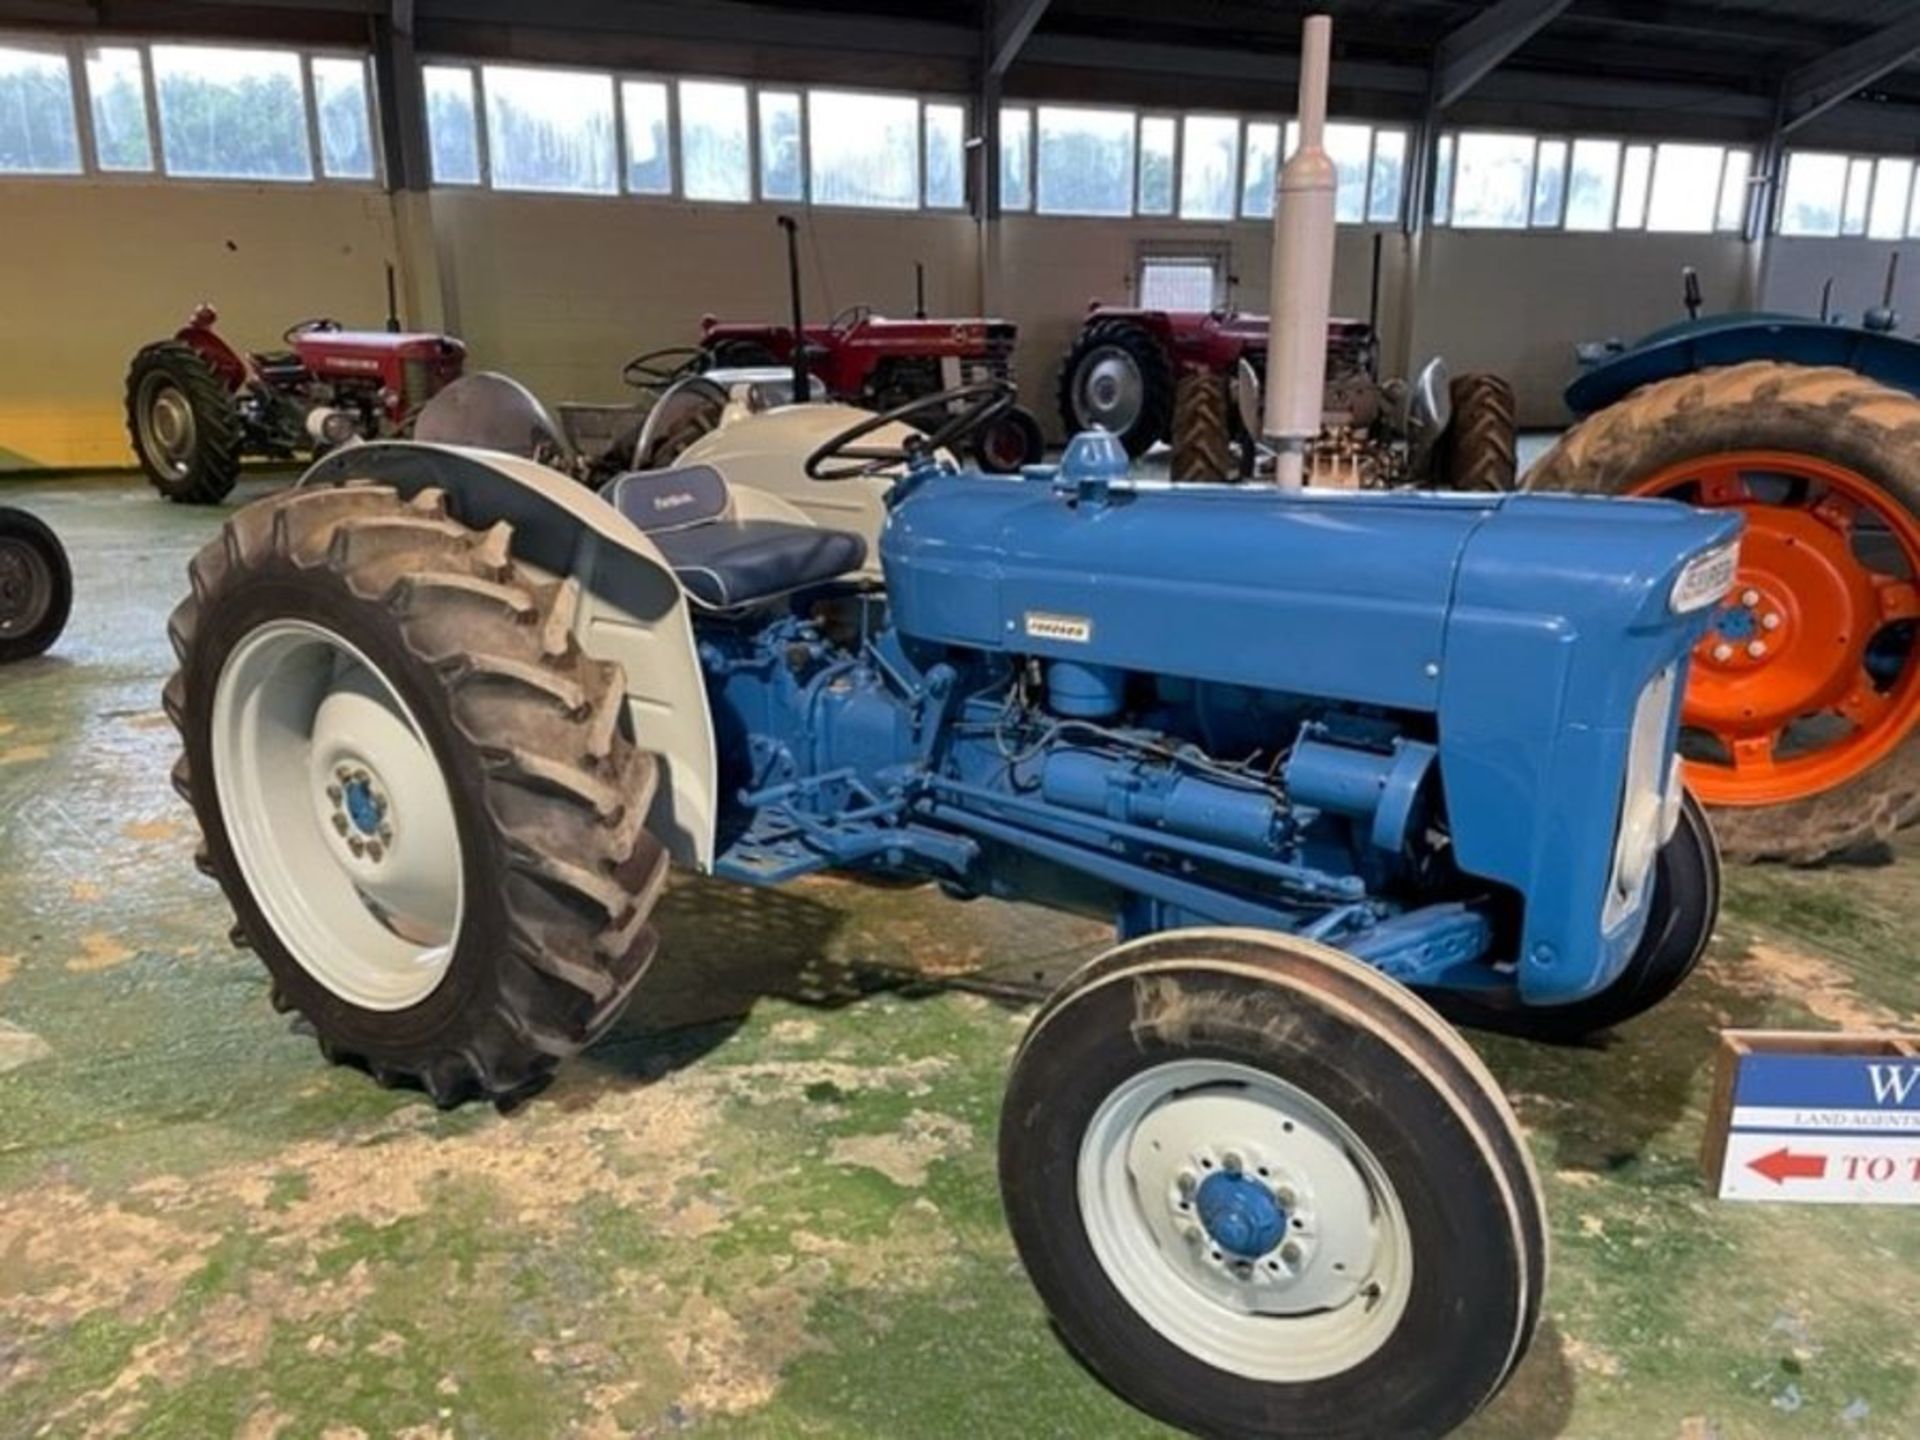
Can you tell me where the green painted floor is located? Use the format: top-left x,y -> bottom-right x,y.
3,473 -> 1918,1440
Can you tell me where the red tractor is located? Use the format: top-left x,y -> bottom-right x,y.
1058,302 -> 1517,491
125,281 -> 465,504
681,219 -> 1046,472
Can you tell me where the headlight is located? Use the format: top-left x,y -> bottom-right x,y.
1671,541 -> 1740,614
1604,665 -> 1681,930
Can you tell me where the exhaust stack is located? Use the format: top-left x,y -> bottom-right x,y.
1263,13 -> 1337,491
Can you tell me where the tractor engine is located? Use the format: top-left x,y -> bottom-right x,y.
279,325 -> 467,446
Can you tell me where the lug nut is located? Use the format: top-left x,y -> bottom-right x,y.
1742,588 -> 1761,607
331,814 -> 349,835
1275,1185 -> 1298,1207
1747,640 -> 1767,658
1280,1241 -> 1303,1264
1222,1151 -> 1244,1174
326,784 -> 342,803
366,842 -> 384,862
1762,613 -> 1782,631
1177,1170 -> 1197,1197
1712,643 -> 1734,662
348,837 -> 366,857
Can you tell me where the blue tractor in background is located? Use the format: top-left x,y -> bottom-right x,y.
1529,261 -> 1920,863
165,377 -> 1737,1437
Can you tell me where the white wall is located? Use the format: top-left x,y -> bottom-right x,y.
1762,238 -> 1919,325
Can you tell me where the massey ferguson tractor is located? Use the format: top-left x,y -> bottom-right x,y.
164,20 -> 1738,1437
1059,295 -> 1518,491
669,218 -> 1047,472
1529,261 -> 1920,863
124,277 -> 466,505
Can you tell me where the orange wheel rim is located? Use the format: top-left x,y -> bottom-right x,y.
1630,450 -> 1920,807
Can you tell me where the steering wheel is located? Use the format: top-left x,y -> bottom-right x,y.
828,304 -> 872,332
284,318 -> 342,344
805,380 -> 1016,482
622,346 -> 708,391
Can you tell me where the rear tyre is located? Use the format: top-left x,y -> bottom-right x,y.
0,507 -> 72,663
1001,931 -> 1542,1440
1529,362 -> 1920,861
1170,368 -> 1234,483
972,404 -> 1046,473
1057,321 -> 1175,456
126,340 -> 245,504
165,481 -> 667,1105
1435,373 -> 1517,492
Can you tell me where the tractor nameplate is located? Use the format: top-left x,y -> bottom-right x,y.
1025,611 -> 1093,644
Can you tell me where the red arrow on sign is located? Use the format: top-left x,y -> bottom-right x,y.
1748,1147 -> 1829,1185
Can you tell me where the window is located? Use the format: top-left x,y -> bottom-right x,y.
482,64 -> 616,194
1615,144 -> 1651,228
84,46 -> 152,172
1451,132 -> 1533,229
1367,129 -> 1405,223
1138,115 -> 1176,216
1868,158 -> 1911,241
1644,143 -> 1721,233
757,89 -> 801,201
1000,105 -> 1031,211
154,44 -> 310,181
1431,134 -> 1454,223
810,89 -> 917,208
1716,150 -> 1751,233
678,79 -> 749,202
1139,255 -> 1220,310
1530,139 -> 1566,227
1324,123 -> 1372,223
312,57 -> 375,180
1180,115 -> 1239,220
924,102 -> 964,209
1241,120 -> 1278,219
1842,157 -> 1873,236
623,80 -> 672,195
1036,105 -> 1134,216
1564,139 -> 1619,231
0,43 -> 79,175
1780,152 -> 1846,236
424,64 -> 481,185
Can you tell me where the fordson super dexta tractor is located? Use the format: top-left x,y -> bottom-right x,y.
1528,263 -> 1920,863
124,278 -> 466,505
162,21 -> 1737,1438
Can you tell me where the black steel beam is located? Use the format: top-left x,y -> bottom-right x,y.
1431,0 -> 1574,109
1780,10 -> 1920,135
988,0 -> 1050,78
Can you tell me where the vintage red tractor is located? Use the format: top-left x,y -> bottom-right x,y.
1059,302 -> 1517,491
125,286 -> 466,504
683,220 -> 1046,472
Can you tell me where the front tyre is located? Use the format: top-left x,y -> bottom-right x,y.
0,507 -> 72,663
972,404 -> 1046,473
1002,931 -> 1542,1440
1056,320 -> 1175,456
125,340 -> 245,504
165,481 -> 667,1105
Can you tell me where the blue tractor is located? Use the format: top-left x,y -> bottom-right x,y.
166,380 -> 1736,1437
1529,263 -> 1920,863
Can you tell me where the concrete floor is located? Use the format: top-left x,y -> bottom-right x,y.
3,472 -> 1919,1440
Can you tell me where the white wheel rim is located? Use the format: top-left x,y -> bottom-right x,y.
211,618 -> 465,1011
1077,1058 -> 1412,1383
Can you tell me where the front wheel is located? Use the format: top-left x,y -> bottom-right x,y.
0,507 -> 72,663
972,404 -> 1046,473
1001,930 -> 1543,1440
125,340 -> 245,504
1056,321 -> 1175,456
165,481 -> 668,1104
1529,362 -> 1920,861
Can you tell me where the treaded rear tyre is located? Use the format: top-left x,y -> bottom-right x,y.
1435,373 -> 1517,492
1056,319 -> 1176,456
126,340 -> 245,505
1170,367 -> 1233,483
1528,361 -> 1920,862
164,480 -> 667,1105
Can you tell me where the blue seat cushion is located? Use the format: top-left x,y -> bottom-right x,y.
600,463 -> 864,607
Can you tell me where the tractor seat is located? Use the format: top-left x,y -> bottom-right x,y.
601,464 -> 866,609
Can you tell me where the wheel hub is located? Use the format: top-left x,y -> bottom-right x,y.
324,762 -> 394,863
1079,351 -> 1144,434
0,538 -> 51,638
1194,1169 -> 1286,1259
138,379 -> 198,477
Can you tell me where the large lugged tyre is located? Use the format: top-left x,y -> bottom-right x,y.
0,507 -> 72,663
1002,931 -> 1544,1440
125,340 -> 245,504
1436,372 -> 1517,491
1530,362 -> 1920,862
1056,320 -> 1176,456
1170,367 -> 1234,483
164,481 -> 667,1105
